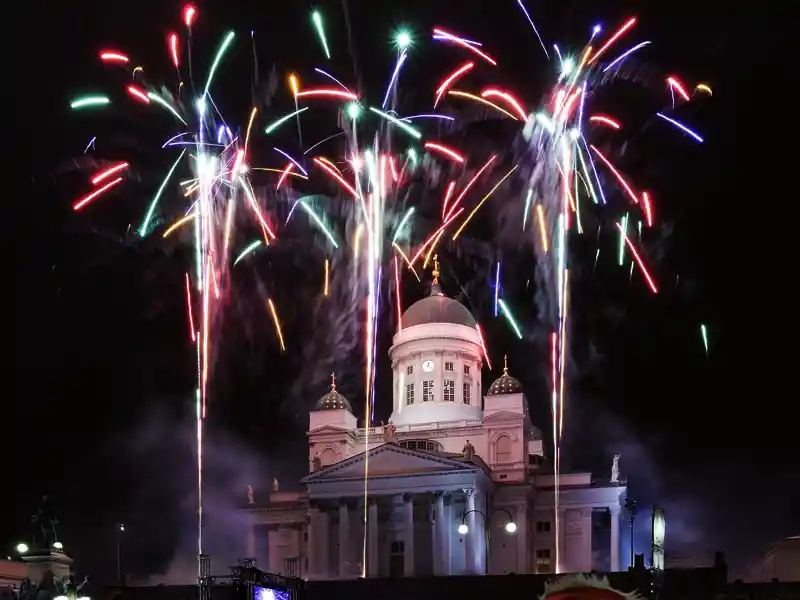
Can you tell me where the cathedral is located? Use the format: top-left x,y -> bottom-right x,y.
244,264 -> 626,579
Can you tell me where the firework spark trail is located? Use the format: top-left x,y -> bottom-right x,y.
68,4 -> 710,578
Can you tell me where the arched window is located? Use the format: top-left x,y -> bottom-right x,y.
398,439 -> 444,453
495,435 -> 512,464
320,447 -> 339,466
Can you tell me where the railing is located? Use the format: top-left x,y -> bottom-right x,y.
492,461 -> 526,470
356,419 -> 484,438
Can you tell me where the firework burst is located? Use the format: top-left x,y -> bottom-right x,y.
67,2 -> 711,576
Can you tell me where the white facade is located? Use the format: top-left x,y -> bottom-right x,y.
742,536 -> 800,582
245,285 -> 626,579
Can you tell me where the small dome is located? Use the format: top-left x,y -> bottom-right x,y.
313,373 -> 352,412
487,355 -> 523,396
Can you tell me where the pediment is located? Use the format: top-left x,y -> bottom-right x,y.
484,409 -> 523,421
302,443 -> 479,483
308,424 -> 353,435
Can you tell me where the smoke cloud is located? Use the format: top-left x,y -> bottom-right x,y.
561,399 -> 720,568
114,404 -> 290,584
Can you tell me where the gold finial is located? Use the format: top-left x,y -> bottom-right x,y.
503,354 -> 508,375
432,254 -> 440,285
331,372 -> 336,390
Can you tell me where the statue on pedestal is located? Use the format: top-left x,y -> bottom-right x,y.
247,485 -> 255,505
611,454 -> 620,483
462,440 -> 475,461
272,478 -> 280,492
30,495 -> 59,551
312,453 -> 322,471
383,422 -> 397,444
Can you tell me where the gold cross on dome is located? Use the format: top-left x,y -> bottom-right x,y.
432,254 -> 440,285
331,372 -> 336,389
503,354 -> 508,375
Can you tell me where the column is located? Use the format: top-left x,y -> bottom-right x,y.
368,500 -> 379,577
307,507 -> 318,578
404,493 -> 415,576
457,356 -> 464,404
476,492 -> 488,575
610,506 -> 620,572
268,528 -> 281,574
443,493 -> 452,574
435,351 -> 443,403
338,503 -> 349,578
464,489 -> 477,574
246,523 -> 256,559
557,509 -> 565,573
433,492 -> 446,575
516,505 -> 527,574
319,508 -> 330,577
581,509 -> 593,572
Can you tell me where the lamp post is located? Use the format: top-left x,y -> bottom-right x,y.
457,508 -> 517,574
116,523 -> 125,584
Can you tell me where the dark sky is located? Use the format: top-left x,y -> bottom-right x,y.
6,0 -> 788,584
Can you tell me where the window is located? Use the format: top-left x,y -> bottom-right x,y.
536,549 -> 551,573
399,439 -> 443,453
407,365 -> 413,375
536,521 -> 551,533
463,383 -> 471,405
445,361 -> 454,371
422,380 -> 434,402
443,379 -> 455,402
406,383 -> 414,405
320,447 -> 339,466
495,435 -> 512,463
464,364 -> 471,375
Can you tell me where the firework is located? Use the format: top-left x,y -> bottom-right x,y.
68,2 -> 711,577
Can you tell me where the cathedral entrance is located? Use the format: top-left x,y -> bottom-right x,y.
389,541 -> 405,577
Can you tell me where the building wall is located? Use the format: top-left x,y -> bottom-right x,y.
249,479 -> 619,579
389,323 -> 484,427
743,537 -> 800,582
0,559 -> 27,588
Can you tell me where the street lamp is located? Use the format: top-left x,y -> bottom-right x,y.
53,541 -> 63,550
457,508 -> 516,574
117,523 -> 125,584
16,543 -> 29,555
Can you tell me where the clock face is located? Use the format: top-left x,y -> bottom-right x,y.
422,360 -> 435,372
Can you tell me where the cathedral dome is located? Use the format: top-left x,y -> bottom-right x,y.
389,256 -> 484,429
487,356 -> 523,395
313,374 -> 352,412
402,285 -> 476,328
401,257 -> 475,328
402,256 -> 476,329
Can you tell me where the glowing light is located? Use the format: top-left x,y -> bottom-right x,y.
91,162 -> 129,185
100,51 -> 129,63
70,96 -> 110,109
312,11 -> 331,59
73,177 -> 124,211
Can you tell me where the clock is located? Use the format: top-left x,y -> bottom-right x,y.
422,360 -> 435,372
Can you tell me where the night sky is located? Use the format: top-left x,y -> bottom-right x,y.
6,0 -> 788,585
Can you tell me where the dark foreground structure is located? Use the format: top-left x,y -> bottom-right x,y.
100,560 -> 800,600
